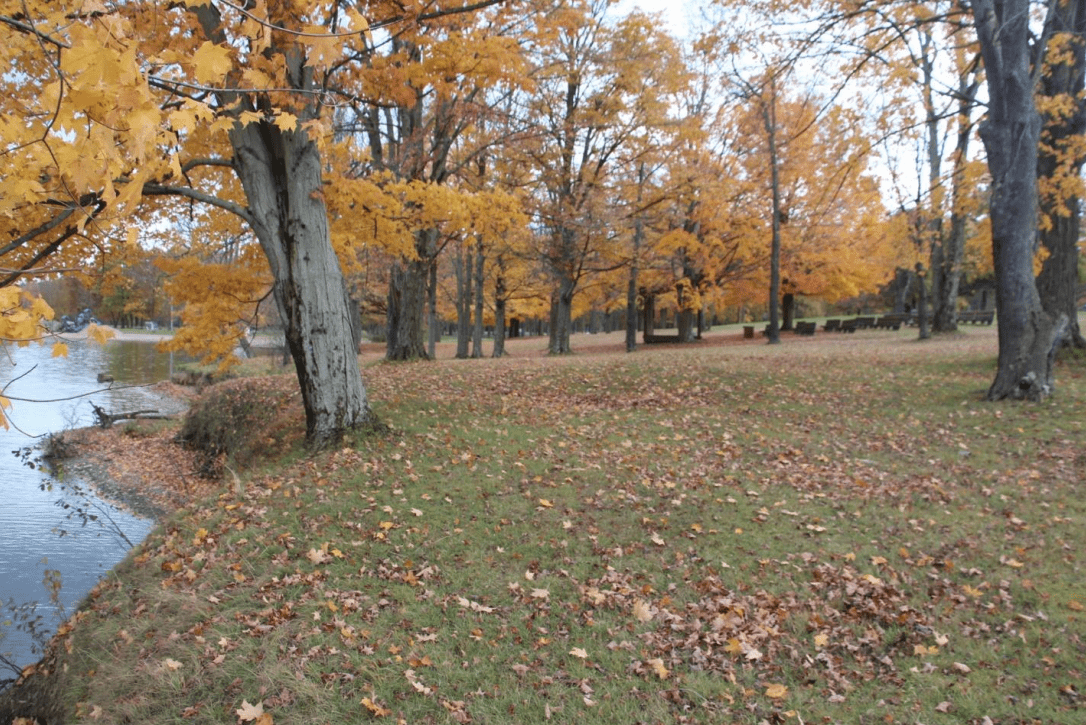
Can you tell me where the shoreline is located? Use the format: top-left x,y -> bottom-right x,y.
50,381 -> 209,522
55,325 -> 283,348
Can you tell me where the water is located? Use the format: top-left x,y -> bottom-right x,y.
0,338 -> 186,681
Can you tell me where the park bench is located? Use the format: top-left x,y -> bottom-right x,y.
794,321 -> 816,335
823,319 -> 841,332
957,310 -> 994,324
874,313 -> 907,330
643,333 -> 684,344
854,316 -> 877,329
839,318 -> 858,333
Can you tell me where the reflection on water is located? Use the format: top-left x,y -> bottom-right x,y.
0,338 -> 189,681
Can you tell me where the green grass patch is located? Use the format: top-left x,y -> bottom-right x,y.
43,330 -> 1086,724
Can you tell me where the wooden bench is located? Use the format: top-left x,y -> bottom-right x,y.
644,333 -> 684,344
874,314 -> 907,330
794,321 -> 816,335
958,310 -> 994,324
823,319 -> 841,332
854,316 -> 877,329
839,318 -> 858,333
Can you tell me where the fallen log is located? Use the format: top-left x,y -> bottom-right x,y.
90,402 -> 172,429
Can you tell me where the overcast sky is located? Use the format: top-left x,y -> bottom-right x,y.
618,0 -> 695,40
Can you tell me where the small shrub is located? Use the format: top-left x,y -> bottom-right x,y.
177,376 -> 303,477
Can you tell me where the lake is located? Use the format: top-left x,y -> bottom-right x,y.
0,337 -> 188,683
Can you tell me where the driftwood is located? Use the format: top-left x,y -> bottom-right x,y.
90,402 -> 172,429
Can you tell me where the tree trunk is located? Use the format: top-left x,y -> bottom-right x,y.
764,93 -> 782,345
1037,0 -> 1086,349
548,272 -> 575,354
931,75 -> 979,333
387,253 -> 430,361
642,292 -> 655,342
781,293 -> 795,332
492,272 -> 507,358
229,119 -> 374,448
972,0 -> 1068,400
428,256 -> 439,359
455,244 -> 471,359
472,243 -> 485,358
916,264 -> 931,340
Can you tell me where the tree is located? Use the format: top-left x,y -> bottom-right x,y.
1036,0 -> 1086,349
1,2 -> 517,444
969,0 -> 1068,399
518,0 -> 682,354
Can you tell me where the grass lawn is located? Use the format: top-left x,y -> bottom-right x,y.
37,323 -> 1086,724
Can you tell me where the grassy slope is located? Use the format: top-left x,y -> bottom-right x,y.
51,324 -> 1086,724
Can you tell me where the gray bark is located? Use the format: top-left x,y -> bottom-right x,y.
387,250 -> 430,361
971,0 -> 1068,400
492,269 -> 507,358
1037,0 -> 1086,348
229,117 -> 374,447
472,243 -> 485,358
455,244 -> 471,359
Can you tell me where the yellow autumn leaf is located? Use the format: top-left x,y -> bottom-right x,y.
538,498 -> 553,508
191,41 -> 233,85
86,324 -> 115,345
648,657 -> 669,679
765,683 -> 788,699
274,112 -> 298,132
51,342 -> 68,358
361,697 -> 390,717
236,699 -> 264,722
814,632 -> 829,648
569,647 -> 588,659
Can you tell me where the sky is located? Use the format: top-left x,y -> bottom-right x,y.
618,0 -> 697,40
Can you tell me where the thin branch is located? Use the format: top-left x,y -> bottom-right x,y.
141,183 -> 254,227
0,14 -> 70,48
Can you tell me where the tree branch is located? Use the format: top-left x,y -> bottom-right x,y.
141,183 -> 255,227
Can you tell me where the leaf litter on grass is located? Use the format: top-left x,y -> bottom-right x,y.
41,328 -> 1086,724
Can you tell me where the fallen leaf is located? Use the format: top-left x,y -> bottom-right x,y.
647,657 -> 669,679
765,683 -> 788,699
569,647 -> 588,659
163,658 -> 182,671
632,599 -> 653,623
236,700 -> 264,722
361,697 -> 391,717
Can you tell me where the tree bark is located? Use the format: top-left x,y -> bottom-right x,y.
229,119 -> 374,447
972,0 -> 1068,400
548,269 -> 575,354
764,91 -> 782,345
387,252 -> 430,361
916,263 -> 931,340
455,244 -> 471,359
492,269 -> 507,358
781,292 -> 795,332
1037,0 -> 1086,348
428,256 -> 439,359
472,242 -> 485,358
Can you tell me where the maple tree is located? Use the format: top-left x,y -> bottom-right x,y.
515,0 -> 685,354
0,0 -> 526,444
1036,0 -> 1086,349
969,0 -> 1069,399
